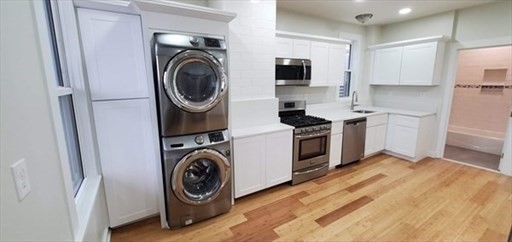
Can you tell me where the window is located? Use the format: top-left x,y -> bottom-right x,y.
339,44 -> 352,98
45,0 -> 84,195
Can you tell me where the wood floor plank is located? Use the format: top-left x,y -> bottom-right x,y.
110,155 -> 512,242
315,196 -> 373,227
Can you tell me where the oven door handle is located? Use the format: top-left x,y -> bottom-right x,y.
293,163 -> 328,175
295,130 -> 331,139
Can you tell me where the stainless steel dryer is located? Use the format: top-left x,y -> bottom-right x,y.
153,32 -> 229,137
162,129 -> 232,229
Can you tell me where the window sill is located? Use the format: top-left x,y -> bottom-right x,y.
74,175 -> 103,240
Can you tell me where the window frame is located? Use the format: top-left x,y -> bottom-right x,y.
34,0 -> 103,239
337,32 -> 362,101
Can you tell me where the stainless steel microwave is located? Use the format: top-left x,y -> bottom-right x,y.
275,58 -> 311,86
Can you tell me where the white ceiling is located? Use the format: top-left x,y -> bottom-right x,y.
276,0 -> 497,26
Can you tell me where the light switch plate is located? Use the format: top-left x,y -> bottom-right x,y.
11,159 -> 31,201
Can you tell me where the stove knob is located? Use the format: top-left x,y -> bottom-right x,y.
195,135 -> 204,145
314,127 -> 320,131
307,128 -> 313,132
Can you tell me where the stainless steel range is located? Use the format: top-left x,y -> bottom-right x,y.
279,100 -> 331,185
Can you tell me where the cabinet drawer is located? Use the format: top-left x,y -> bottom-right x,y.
367,114 -> 388,127
389,114 -> 419,128
331,121 -> 343,134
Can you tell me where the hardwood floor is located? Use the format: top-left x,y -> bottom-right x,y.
111,154 -> 512,241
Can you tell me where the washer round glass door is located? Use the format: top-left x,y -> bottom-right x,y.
163,50 -> 227,113
172,149 -> 230,205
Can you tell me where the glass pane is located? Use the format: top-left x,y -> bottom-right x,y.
182,158 -> 221,201
175,62 -> 218,103
340,71 -> 351,98
345,44 -> 352,70
45,0 -> 66,87
299,137 -> 327,161
59,95 -> 84,195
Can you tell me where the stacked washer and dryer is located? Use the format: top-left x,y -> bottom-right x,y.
152,33 -> 232,229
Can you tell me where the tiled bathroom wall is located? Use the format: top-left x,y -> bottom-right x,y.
449,45 -> 512,138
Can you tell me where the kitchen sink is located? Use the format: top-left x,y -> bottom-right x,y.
352,110 -> 376,114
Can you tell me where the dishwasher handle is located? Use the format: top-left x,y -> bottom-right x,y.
345,117 -> 367,125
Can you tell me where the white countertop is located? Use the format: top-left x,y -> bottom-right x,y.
232,123 -> 294,139
307,103 -> 436,122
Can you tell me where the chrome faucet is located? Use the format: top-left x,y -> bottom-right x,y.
350,91 -> 359,110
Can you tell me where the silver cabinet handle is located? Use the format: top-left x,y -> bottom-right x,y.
293,164 -> 328,175
295,130 -> 330,139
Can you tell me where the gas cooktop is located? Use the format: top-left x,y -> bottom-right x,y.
280,115 -> 331,128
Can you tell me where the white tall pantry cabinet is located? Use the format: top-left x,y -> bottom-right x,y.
77,9 -> 158,227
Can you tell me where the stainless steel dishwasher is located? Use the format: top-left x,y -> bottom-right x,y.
341,117 -> 367,166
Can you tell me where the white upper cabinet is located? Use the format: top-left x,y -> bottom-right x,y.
310,41 -> 329,86
400,42 -> 439,85
276,37 -> 293,58
371,47 -> 402,85
276,37 -> 310,59
292,39 -> 311,59
369,37 -> 446,86
78,9 -> 149,100
327,44 -> 347,86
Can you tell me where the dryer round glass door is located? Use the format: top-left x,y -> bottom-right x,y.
172,149 -> 230,205
163,50 -> 227,113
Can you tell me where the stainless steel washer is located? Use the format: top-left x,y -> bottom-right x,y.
153,32 -> 229,137
162,130 -> 232,229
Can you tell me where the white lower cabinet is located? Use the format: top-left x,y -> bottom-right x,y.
93,99 -> 158,227
365,114 -> 388,157
329,121 -> 343,168
385,114 -> 435,161
233,129 -> 293,198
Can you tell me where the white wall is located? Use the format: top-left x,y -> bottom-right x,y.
0,1 -> 74,240
370,1 -> 512,158
275,9 -> 367,105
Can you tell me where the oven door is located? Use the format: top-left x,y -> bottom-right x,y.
293,130 -> 331,171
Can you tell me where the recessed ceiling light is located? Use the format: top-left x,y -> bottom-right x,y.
399,8 -> 412,15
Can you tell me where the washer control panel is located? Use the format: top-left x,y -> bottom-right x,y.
208,132 -> 225,143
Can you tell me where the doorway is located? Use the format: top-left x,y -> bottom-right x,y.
444,45 -> 512,170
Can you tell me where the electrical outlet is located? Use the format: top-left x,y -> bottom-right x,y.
11,159 -> 31,201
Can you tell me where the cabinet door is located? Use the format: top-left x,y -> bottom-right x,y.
371,47 -> 402,85
276,37 -> 293,58
78,9 -> 148,100
374,124 -> 387,152
265,130 -> 293,187
400,42 -> 438,85
390,124 -> 418,157
233,135 -> 266,198
93,99 -> 158,227
310,41 -> 329,86
327,44 -> 346,86
365,126 -> 376,156
329,133 -> 343,168
292,39 -> 311,59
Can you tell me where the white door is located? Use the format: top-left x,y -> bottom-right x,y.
292,39 -> 311,59
233,135 -> 266,198
310,41 -> 329,86
93,99 -> 158,227
265,130 -> 293,187
327,44 -> 346,86
371,47 -> 402,85
329,134 -> 343,168
400,42 -> 438,85
77,9 -> 148,100
276,37 -> 293,58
